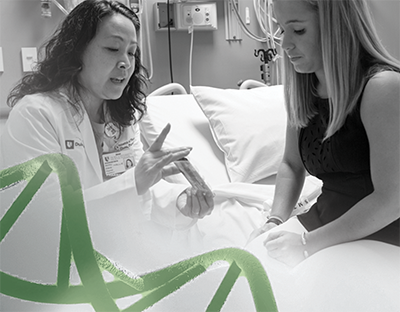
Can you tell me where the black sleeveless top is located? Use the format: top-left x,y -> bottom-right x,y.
298,97 -> 399,246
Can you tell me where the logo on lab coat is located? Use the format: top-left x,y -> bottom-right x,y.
65,140 -> 84,149
65,140 -> 74,149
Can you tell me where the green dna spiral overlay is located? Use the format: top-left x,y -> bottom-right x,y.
0,154 -> 278,312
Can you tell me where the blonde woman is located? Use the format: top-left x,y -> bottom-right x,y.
259,0 -> 399,266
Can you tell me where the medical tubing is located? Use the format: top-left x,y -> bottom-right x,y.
139,0 -> 153,80
267,0 -> 276,50
51,0 -> 69,15
189,26 -> 194,87
254,0 -> 268,36
229,0 -> 268,43
229,0 -> 280,45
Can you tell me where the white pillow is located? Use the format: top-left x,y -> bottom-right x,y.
139,94 -> 230,187
191,85 -> 287,183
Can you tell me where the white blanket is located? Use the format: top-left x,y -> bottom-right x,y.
0,173 -> 320,311
2,171 -> 399,312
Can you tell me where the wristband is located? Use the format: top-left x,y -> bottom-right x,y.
266,215 -> 284,226
301,232 -> 309,259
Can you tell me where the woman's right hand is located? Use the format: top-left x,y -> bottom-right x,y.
135,123 -> 192,195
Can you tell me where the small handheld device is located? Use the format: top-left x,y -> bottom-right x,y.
174,158 -> 212,193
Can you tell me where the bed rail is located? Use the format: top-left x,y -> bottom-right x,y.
148,83 -> 188,96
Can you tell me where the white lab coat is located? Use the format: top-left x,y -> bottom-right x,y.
0,90 -> 194,229
0,91 -> 202,310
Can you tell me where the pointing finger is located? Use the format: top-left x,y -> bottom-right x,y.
148,123 -> 171,152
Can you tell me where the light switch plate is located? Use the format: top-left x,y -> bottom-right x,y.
0,47 -> 4,72
21,47 -> 38,72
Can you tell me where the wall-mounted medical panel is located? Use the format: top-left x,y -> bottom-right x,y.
175,2 -> 217,30
155,2 -> 217,31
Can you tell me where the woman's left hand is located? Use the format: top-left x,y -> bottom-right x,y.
135,124 -> 192,195
264,231 -> 308,267
176,187 -> 214,219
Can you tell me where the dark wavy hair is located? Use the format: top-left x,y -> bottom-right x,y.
7,0 -> 148,127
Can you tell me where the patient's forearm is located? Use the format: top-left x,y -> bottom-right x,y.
270,162 -> 306,221
307,190 -> 400,255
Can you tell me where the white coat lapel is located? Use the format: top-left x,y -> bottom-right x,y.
78,112 -> 103,183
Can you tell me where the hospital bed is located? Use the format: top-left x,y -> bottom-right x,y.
0,82 -> 399,311
140,82 -> 400,311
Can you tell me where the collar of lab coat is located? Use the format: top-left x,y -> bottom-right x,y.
78,109 -> 104,183
59,89 -> 104,184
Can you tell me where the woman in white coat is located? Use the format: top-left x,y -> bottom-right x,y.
0,5 -> 215,306
1,0 -> 214,226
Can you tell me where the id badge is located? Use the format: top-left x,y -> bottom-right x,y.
102,149 -> 135,177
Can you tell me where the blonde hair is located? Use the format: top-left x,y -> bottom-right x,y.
282,0 -> 400,138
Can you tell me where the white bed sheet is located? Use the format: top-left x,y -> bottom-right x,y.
0,172 -> 322,312
2,85 -> 398,312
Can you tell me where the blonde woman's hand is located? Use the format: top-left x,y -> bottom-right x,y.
246,222 -> 278,246
264,231 -> 307,267
176,187 -> 215,219
135,123 -> 192,195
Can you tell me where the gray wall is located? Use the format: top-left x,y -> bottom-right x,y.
0,0 -> 66,116
1,0 -> 399,117
0,0 -> 275,117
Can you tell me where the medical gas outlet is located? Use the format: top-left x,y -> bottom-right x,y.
156,2 -> 217,31
176,2 -> 217,30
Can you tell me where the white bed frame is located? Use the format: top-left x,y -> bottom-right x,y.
1,81 -> 398,312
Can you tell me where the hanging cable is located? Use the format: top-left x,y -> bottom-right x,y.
229,0 -> 268,43
188,25 -> 194,87
266,0 -> 279,51
227,0 -> 283,84
143,4 -> 154,80
253,0 -> 268,38
134,0 -> 154,81
228,0 -> 281,46
167,0 -> 174,83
